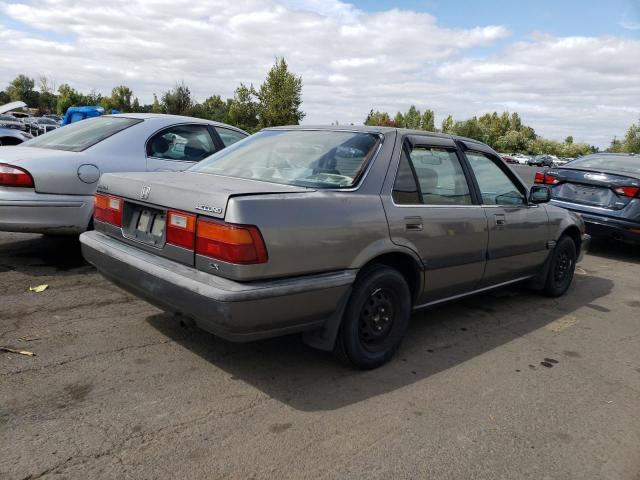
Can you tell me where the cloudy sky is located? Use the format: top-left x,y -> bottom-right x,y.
1,0 -> 639,147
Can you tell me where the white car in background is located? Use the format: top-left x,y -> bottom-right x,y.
512,154 -> 530,164
0,113 -> 247,234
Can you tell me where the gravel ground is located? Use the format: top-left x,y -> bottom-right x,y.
1,165 -> 639,479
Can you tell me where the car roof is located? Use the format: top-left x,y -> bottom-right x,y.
264,124 -> 488,147
108,113 -> 248,134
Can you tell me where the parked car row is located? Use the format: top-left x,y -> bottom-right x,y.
500,153 -> 576,167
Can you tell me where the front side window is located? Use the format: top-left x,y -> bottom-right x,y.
466,151 -> 525,206
147,124 -> 216,162
393,143 -> 472,205
190,130 -> 380,188
215,126 -> 247,147
23,116 -> 142,152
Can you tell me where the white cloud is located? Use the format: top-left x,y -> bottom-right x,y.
0,0 -> 638,146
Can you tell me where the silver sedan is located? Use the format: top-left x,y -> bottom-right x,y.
0,113 -> 247,234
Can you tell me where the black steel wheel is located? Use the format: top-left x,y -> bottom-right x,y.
543,235 -> 577,297
335,265 -> 411,369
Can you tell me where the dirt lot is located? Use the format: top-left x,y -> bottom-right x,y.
2,193 -> 640,478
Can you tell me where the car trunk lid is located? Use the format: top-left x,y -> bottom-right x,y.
95,171 -> 313,267
548,168 -> 640,210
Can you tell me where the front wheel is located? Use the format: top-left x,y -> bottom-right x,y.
542,235 -> 577,297
334,265 -> 411,369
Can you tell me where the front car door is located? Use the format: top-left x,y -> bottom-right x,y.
381,135 -> 489,304
146,123 -> 219,171
461,144 -> 550,287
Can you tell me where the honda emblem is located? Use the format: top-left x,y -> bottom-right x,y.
140,185 -> 151,200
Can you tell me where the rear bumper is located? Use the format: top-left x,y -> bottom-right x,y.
550,200 -> 640,244
0,188 -> 93,234
80,231 -> 356,342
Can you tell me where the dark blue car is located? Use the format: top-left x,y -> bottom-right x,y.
535,153 -> 640,243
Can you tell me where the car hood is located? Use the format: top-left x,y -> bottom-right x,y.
97,171 -> 313,219
0,101 -> 27,114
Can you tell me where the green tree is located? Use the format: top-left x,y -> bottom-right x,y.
161,82 -> 193,115
110,85 -> 133,112
565,135 -> 574,144
7,74 -> 39,107
0,90 -> 10,105
420,109 -> 435,132
151,94 -> 163,113
227,84 -> 259,132
191,94 -> 230,122
622,122 -> 640,153
256,57 -> 304,127
403,105 -> 421,130
56,83 -> 81,115
494,130 -> 530,153
452,117 -> 484,141
441,115 -> 454,133
393,112 -> 405,127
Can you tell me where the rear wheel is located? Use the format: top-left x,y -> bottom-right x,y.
542,235 -> 577,297
334,265 -> 411,369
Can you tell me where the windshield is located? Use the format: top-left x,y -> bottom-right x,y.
23,116 -> 142,152
190,129 -> 381,188
0,115 -> 18,122
570,155 -> 640,176
38,118 -> 57,125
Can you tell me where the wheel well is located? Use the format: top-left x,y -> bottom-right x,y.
561,226 -> 581,253
358,252 -> 422,301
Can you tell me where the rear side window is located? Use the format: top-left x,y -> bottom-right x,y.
147,124 -> 217,162
215,127 -> 247,147
23,116 -> 142,152
393,144 -> 472,205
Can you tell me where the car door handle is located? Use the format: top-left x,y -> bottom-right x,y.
494,214 -> 506,226
404,216 -> 423,231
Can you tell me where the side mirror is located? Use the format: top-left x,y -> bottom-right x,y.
529,185 -> 551,204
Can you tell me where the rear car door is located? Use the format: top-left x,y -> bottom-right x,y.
146,124 -> 218,171
462,147 -> 549,286
381,136 -> 488,304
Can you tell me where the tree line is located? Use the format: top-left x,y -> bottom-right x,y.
0,58 -> 304,133
2,61 -> 637,155
366,106 -> 640,156
365,107 -> 602,157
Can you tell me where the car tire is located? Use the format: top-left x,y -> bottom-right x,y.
542,235 -> 577,297
334,265 -> 411,369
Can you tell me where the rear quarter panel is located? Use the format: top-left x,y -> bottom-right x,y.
210,191 -> 403,281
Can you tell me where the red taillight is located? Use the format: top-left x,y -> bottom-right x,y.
534,171 -> 559,185
166,210 -> 196,250
613,186 -> 640,198
94,193 -> 123,226
0,163 -> 34,188
196,218 -> 267,264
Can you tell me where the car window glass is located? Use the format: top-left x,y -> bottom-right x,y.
409,145 -> 472,205
392,150 -> 421,204
190,130 -> 380,189
23,116 -> 142,152
147,124 -> 216,162
466,151 -> 525,206
215,127 -> 246,147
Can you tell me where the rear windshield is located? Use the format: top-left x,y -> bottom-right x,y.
569,155 -> 640,176
190,129 -> 381,188
23,116 -> 142,152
